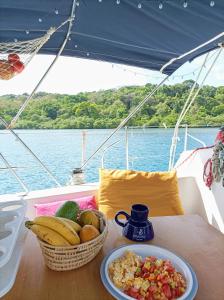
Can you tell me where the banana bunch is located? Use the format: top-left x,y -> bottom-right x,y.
25,216 -> 81,246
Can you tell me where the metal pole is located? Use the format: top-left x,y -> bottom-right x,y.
169,52 -> 209,170
0,117 -> 61,186
0,153 -> 29,193
187,133 -> 206,147
80,75 -> 169,169
125,126 -> 129,169
81,130 -> 86,166
184,124 -> 188,151
8,0 -> 78,129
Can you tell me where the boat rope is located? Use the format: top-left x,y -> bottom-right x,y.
8,0 -> 78,129
79,75 -> 170,169
169,46 -> 223,170
0,16 -> 74,81
203,158 -> 213,189
169,52 -> 210,170
175,145 -> 214,170
212,142 -> 224,182
203,128 -> 224,189
0,1 -> 78,190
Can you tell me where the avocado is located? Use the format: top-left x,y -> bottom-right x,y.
55,201 -> 79,222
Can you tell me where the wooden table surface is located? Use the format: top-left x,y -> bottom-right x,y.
2,215 -> 224,300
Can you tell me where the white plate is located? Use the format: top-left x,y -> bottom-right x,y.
104,244 -> 193,300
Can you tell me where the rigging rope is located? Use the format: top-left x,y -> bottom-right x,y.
8,1 -> 78,129
0,17 -> 73,81
0,2 -> 78,188
203,128 -> 224,189
169,47 -> 223,170
80,75 -> 169,169
169,52 -> 209,170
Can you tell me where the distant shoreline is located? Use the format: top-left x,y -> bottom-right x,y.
0,126 -> 221,131
1,82 -> 223,130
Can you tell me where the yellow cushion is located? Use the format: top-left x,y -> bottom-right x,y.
98,168 -> 184,219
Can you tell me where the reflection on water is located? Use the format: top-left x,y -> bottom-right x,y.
0,128 -> 218,195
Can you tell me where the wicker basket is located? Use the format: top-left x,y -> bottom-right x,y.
38,210 -> 108,271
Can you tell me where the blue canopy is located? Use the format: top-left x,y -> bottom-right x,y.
0,0 -> 224,75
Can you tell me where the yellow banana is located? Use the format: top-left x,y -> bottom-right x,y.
58,217 -> 82,233
25,222 -> 70,246
33,216 -> 80,245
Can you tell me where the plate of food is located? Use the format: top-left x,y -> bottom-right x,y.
100,244 -> 198,300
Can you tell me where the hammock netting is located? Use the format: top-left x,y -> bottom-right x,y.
0,29 -> 54,80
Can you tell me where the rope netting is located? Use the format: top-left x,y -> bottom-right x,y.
0,16 -> 73,81
0,28 -> 55,80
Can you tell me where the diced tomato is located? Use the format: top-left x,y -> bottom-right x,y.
143,272 -> 150,279
162,284 -> 172,299
161,277 -> 169,284
150,256 -> 157,262
142,267 -> 149,273
149,265 -> 156,273
127,287 -> 140,298
156,274 -> 163,281
171,288 -> 177,298
145,294 -> 153,300
148,286 -> 157,293
165,265 -> 175,273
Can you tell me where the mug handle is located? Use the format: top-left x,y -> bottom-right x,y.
115,211 -> 130,227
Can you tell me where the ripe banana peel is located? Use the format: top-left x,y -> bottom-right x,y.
58,217 -> 81,233
25,216 -> 80,245
25,222 -> 70,246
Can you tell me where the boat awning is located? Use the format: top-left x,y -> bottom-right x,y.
0,0 -> 224,75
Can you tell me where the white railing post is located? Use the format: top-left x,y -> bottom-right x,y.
81,130 -> 87,166
125,126 -> 129,169
184,124 -> 188,151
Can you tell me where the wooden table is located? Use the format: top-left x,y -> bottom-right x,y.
2,215 -> 224,300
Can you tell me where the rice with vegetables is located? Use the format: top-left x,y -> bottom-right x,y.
108,251 -> 186,300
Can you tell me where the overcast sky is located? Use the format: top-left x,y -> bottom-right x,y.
0,50 -> 223,96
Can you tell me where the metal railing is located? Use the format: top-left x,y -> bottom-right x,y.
184,124 -> 206,151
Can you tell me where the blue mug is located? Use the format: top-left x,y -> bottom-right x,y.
115,204 -> 154,242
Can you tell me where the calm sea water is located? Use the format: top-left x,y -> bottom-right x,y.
0,128 -> 218,195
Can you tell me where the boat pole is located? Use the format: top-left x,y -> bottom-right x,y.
184,124 -> 188,151
8,0 -> 78,129
81,130 -> 87,166
125,126 -> 129,169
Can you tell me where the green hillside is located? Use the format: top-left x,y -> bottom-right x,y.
0,80 -> 223,129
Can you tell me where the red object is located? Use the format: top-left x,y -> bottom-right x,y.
162,284 -> 172,298
203,158 -> 213,189
215,129 -> 224,144
12,60 -> 25,73
8,53 -> 20,62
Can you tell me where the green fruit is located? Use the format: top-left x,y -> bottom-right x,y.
55,201 -> 79,222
